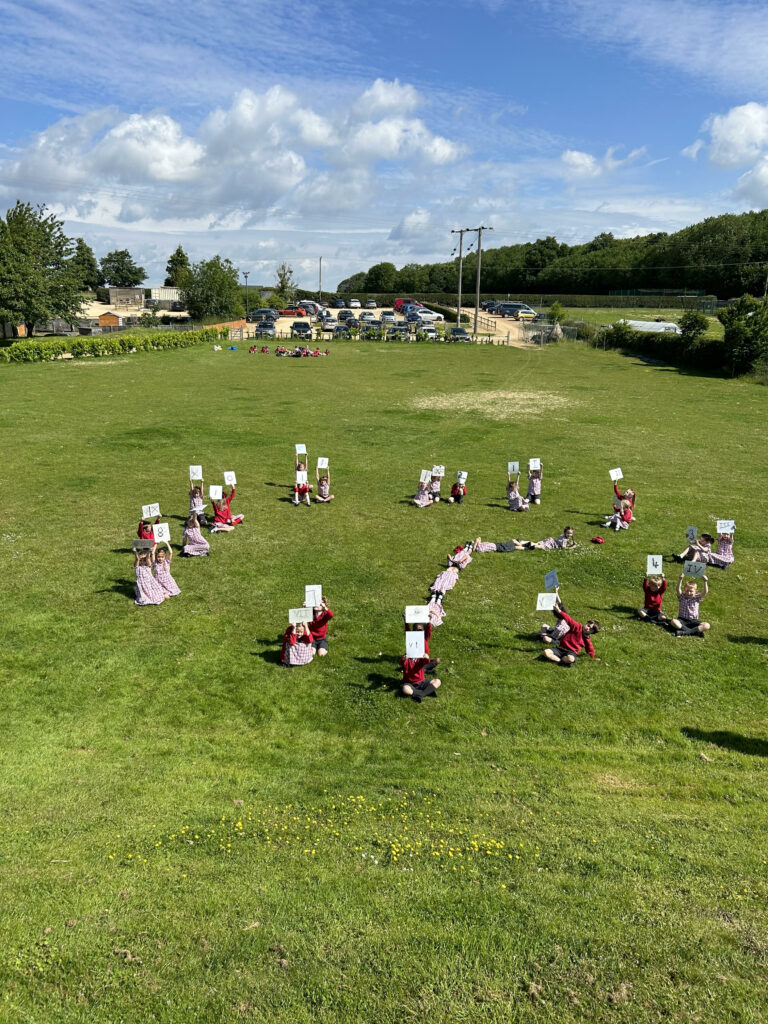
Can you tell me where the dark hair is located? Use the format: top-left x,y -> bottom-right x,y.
586,620 -> 601,632
564,524 -> 573,532
701,533 -> 714,543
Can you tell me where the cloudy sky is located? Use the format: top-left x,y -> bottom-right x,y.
2,0 -> 768,288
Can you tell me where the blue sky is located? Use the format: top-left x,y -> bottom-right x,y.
2,0 -> 768,287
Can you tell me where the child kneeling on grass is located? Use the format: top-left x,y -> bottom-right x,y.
281,622 -> 315,665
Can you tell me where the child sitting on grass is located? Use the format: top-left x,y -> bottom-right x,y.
526,464 -> 543,505
133,546 -> 165,606
293,457 -> 312,507
678,532 -> 713,563
604,499 -> 632,532
536,587 -> 570,644
399,654 -> 441,702
182,513 -> 209,556
211,486 -> 243,531
281,622 -> 315,665
315,467 -> 334,503
670,572 -> 710,637
152,541 -> 180,598
507,471 -> 529,512
542,608 -> 600,667
638,573 -> 667,623
707,531 -> 735,569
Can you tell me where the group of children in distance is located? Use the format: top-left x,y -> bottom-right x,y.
132,472 -> 245,606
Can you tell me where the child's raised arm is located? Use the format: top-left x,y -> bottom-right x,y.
677,572 -> 684,597
133,550 -> 140,566
150,543 -> 158,563
315,467 -> 320,482
701,575 -> 709,598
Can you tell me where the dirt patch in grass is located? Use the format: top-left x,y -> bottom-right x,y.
411,389 -> 572,420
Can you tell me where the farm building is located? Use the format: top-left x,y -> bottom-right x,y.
98,311 -> 123,327
108,287 -> 144,310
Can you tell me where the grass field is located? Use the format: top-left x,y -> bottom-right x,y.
1,340 -> 767,1023
562,307 -> 724,340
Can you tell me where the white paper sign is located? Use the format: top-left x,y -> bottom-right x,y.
686,525 -> 698,543
544,569 -> 559,592
405,605 -> 431,624
507,461 -> 519,475
296,470 -> 308,485
305,584 -> 322,608
529,458 -> 541,472
431,465 -> 445,477
536,593 -> 557,611
132,538 -> 153,550
716,519 -> 735,533
647,555 -> 663,575
142,503 -> 160,519
317,457 -> 329,470
289,607 -> 314,624
405,630 -> 426,658
152,522 -> 171,543
189,465 -> 203,480
457,471 -> 468,483
419,469 -> 432,484
684,559 -> 707,578
223,471 -> 237,486
209,485 -> 223,500
609,467 -> 623,482
295,444 -> 307,455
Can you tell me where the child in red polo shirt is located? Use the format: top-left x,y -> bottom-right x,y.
638,573 -> 667,623
211,486 -> 243,532
311,598 -> 334,656
399,655 -> 442,701
542,609 -> 600,667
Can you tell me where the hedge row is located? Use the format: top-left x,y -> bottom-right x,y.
591,322 -> 725,373
0,328 -> 220,363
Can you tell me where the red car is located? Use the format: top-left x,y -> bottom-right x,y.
278,305 -> 307,317
394,297 -> 422,313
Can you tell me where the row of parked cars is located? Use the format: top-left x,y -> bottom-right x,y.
480,300 -> 538,320
245,298 -> 451,341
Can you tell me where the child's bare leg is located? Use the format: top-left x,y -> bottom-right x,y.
670,617 -> 682,630
318,647 -> 328,656
699,622 -> 710,632
432,679 -> 441,689
402,684 -> 413,696
638,608 -> 648,618
543,648 -> 561,663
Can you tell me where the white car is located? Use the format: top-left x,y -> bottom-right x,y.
416,324 -> 438,339
359,311 -> 376,322
349,298 -> 361,308
415,308 -> 444,323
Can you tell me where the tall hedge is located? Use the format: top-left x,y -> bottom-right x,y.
0,328 -> 220,364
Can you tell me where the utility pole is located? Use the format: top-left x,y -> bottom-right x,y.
243,271 -> 250,320
319,256 -> 323,304
472,225 -> 493,334
451,228 -> 469,324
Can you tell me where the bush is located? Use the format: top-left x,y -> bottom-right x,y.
593,320 -> 724,373
0,327 -> 220,365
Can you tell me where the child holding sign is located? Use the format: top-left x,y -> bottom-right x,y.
152,541 -> 181,598
133,546 -> 166,606
678,532 -> 714,563
536,587 -> 570,644
449,473 -> 467,505
638,571 -> 667,623
281,622 -> 315,665
182,514 -> 210,557
315,461 -> 334,503
671,572 -> 710,637
211,486 -> 243,531
507,471 -> 529,512
526,461 -> 543,505
542,608 -> 600,666
294,451 -> 312,506
604,499 -> 632,532
429,470 -> 443,504
399,654 -> 441,701
311,597 -> 334,656
708,530 -> 735,569
412,471 -> 431,508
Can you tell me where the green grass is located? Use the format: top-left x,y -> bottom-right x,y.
564,307 -> 724,340
1,341 -> 767,1023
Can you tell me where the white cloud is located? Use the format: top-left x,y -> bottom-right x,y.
354,78 -> 422,117
559,145 -> 645,179
735,156 -> 768,206
681,139 -> 704,160
705,102 -> 768,168
543,0 -> 768,95
344,117 -> 466,165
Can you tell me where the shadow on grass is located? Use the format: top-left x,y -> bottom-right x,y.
727,635 -> 766,645
364,671 -> 400,692
356,655 -> 400,666
98,578 -> 136,599
610,604 -> 640,615
251,643 -> 283,665
485,502 -> 510,510
682,727 -> 768,758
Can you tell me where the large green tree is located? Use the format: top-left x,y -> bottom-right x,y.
718,295 -> 768,375
181,255 -> 244,321
0,201 -> 85,338
100,248 -> 146,287
70,237 -> 103,291
271,261 -> 297,306
365,262 -> 397,292
164,245 -> 191,288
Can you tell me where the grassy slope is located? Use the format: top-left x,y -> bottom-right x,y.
1,342 -> 766,1023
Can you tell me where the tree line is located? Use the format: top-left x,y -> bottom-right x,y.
337,210 -> 768,299
0,201 -> 303,337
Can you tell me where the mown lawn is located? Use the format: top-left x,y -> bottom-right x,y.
1,340 -> 766,1023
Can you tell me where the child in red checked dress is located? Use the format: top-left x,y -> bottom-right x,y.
412,479 -> 431,507
430,565 -> 459,597
293,457 -> 313,506
152,541 -> 181,598
311,598 -> 334,656
182,514 -> 210,556
507,472 -> 529,512
707,532 -> 735,569
315,467 -> 334,503
281,622 -> 315,665
638,573 -> 667,623
526,464 -> 543,505
399,655 -> 441,701
211,487 -> 243,532
133,546 -> 165,606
